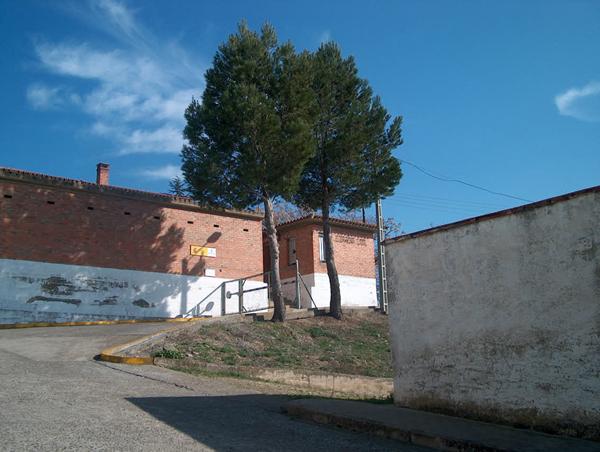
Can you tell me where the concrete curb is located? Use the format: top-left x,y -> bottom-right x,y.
284,401 -> 453,450
97,319 -> 204,365
155,358 -> 393,398
283,399 -> 600,452
0,317 -> 203,330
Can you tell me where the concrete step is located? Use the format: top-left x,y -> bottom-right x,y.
283,399 -> 600,452
247,308 -> 327,322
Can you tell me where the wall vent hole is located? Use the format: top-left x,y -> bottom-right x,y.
213,224 -> 220,228
87,206 -> 94,210
47,201 -> 55,205
3,194 -> 13,199
187,221 -> 194,224
153,216 -> 161,220
243,228 -> 249,232
124,211 -> 131,215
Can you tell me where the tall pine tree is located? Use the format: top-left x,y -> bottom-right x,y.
181,23 -> 314,321
296,43 -> 402,319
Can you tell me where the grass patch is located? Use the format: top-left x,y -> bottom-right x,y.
153,348 -> 184,360
150,311 -> 393,378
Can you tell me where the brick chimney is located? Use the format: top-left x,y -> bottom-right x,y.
96,162 -> 110,185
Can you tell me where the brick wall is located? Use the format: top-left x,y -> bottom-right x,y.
311,224 -> 376,279
266,221 -> 376,279
0,179 -> 263,280
277,226 -> 315,279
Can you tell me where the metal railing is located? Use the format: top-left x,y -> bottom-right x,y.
184,270 -> 271,318
184,259 -> 316,318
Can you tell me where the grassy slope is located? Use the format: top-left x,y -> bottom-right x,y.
153,312 -> 393,378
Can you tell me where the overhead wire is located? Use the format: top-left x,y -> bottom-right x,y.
385,198 -> 486,214
392,193 -> 508,209
398,159 -> 533,203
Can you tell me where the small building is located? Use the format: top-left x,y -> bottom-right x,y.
0,163 -> 267,323
266,215 -> 378,309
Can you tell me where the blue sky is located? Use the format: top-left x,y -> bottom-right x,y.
1,0 -> 599,233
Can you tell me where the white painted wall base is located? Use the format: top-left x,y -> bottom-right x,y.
281,273 -> 377,309
0,258 -> 267,324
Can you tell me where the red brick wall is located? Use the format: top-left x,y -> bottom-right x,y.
266,222 -> 376,279
0,180 -> 263,279
311,225 -> 376,279
276,226 -> 315,279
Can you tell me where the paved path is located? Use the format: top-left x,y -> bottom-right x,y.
0,323 -> 426,451
285,399 -> 600,452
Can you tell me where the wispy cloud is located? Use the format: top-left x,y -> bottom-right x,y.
138,164 -> 182,180
26,84 -> 78,110
555,81 -> 600,122
318,30 -> 332,45
28,0 -> 202,154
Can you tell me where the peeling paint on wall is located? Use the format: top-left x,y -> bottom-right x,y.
93,296 -> 118,306
0,258 -> 268,324
27,295 -> 82,306
132,299 -> 155,308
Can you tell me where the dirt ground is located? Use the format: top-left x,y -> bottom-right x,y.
142,311 -> 393,378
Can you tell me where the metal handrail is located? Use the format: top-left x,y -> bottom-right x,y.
184,262 -> 317,318
183,283 -> 224,317
184,270 -> 272,318
298,272 -> 319,310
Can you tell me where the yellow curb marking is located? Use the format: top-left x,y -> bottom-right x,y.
97,318 -> 205,366
0,317 -> 200,330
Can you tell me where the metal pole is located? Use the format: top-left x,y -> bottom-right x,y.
267,271 -> 272,307
238,279 -> 244,313
221,284 -> 226,316
376,198 -> 389,313
295,259 -> 301,309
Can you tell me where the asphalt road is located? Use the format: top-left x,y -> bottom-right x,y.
0,323 -> 428,451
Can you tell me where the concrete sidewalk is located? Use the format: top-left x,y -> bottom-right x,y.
283,399 -> 600,452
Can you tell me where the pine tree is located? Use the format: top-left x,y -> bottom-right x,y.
181,23 -> 314,322
168,176 -> 187,197
296,43 -> 402,319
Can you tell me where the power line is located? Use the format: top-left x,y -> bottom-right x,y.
385,198 -> 485,214
399,159 -> 533,203
393,193 -> 507,209
386,197 -> 484,213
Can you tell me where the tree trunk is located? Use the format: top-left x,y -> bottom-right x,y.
263,195 -> 286,322
322,200 -> 342,319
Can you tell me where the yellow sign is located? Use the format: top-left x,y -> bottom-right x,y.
190,245 -> 217,257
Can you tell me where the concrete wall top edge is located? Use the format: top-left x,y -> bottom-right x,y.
385,185 -> 600,246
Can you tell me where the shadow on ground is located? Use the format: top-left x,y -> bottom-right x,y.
126,394 -> 415,451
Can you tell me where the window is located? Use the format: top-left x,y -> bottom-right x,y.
319,233 -> 326,262
288,237 -> 296,265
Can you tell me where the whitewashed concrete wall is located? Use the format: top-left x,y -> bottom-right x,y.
281,273 -> 377,309
385,190 -> 600,438
0,258 -> 267,324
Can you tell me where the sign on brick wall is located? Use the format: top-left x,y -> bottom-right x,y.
190,245 -> 217,257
